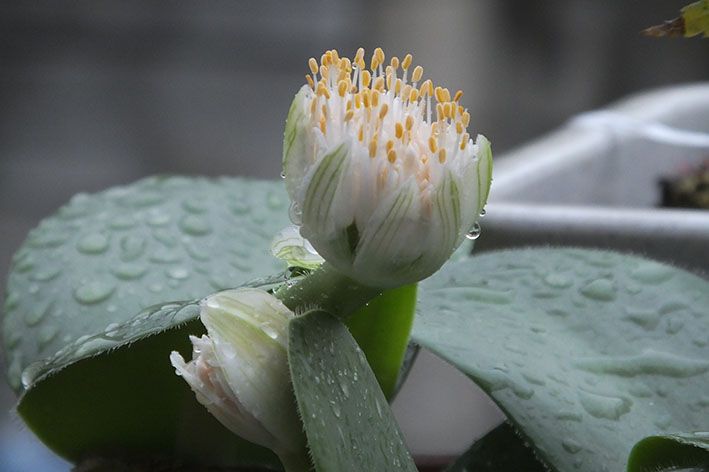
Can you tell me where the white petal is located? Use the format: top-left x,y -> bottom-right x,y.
271,224 -> 324,270
282,85 -> 313,200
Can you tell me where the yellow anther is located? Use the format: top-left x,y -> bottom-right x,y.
401,84 -> 412,102
344,109 -> 355,122
462,111 -> 470,127
443,102 -> 452,119
362,70 -> 372,88
354,93 -> 362,109
338,68 -> 348,82
341,57 -> 352,72
428,136 -> 438,153
402,54 -> 413,70
372,90 -> 380,107
431,122 -> 439,134
405,115 -> 414,131
346,99 -> 353,111
386,72 -> 394,90
379,103 -> 389,119
308,58 -> 319,75
438,148 -> 447,163
331,49 -> 339,62
371,55 -> 381,71
354,47 -> 364,63
310,97 -> 317,113
317,82 -> 331,99
390,56 -> 400,69
412,65 -> 423,82
456,121 -> 464,134
387,149 -> 397,163
434,86 -> 445,103
363,90 -> 370,108
374,47 -> 385,64
460,132 -> 469,150
421,80 -> 433,96
358,124 -> 364,141
395,78 -> 402,95
409,88 -> 419,102
442,88 -> 451,102
321,105 -> 328,118
395,122 -> 404,139
319,116 -> 327,134
320,65 -> 329,79
454,90 -> 463,103
338,80 -> 348,97
436,103 -> 444,120
373,77 -> 385,91
321,53 -> 328,67
305,74 -> 315,89
386,139 -> 394,152
369,139 -> 378,158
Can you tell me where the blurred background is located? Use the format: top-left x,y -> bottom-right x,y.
1,1 -> 707,470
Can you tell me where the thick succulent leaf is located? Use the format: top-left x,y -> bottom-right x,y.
3,176 -> 290,392
628,432 -> 709,472
446,422 -> 546,472
412,248 -> 709,472
345,283 -> 417,399
288,310 -> 417,472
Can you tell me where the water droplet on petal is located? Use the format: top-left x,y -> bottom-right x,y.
288,201 -> 303,225
73,281 -> 116,305
465,222 -> 481,240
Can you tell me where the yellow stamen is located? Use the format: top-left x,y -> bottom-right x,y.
454,90 -> 463,103
395,78 -> 402,95
320,116 -> 327,134
361,70 -> 372,88
428,136 -> 438,153
409,88 -> 419,102
308,58 -> 319,75
434,86 -> 445,103
386,139 -> 394,152
344,109 -> 354,122
395,122 -> 404,139
442,88 -> 451,102
319,65 -> 329,79
460,132 -> 469,150
390,56 -> 400,69
412,65 -> 423,82
369,139 -> 378,158
401,84 -> 412,102
372,90 -> 380,107
438,148 -> 446,163
456,121 -> 464,134
358,125 -> 364,141
354,47 -> 365,66
405,115 -> 414,131
338,80 -> 348,97
305,74 -> 314,89
373,77 -> 385,91
379,103 -> 389,119
375,47 -> 385,64
387,149 -> 397,163
402,54 -> 413,70
462,111 -> 470,127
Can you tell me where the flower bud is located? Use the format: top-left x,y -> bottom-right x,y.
170,288 -> 304,457
283,48 -> 492,288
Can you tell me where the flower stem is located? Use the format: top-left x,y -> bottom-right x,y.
276,263 -> 383,320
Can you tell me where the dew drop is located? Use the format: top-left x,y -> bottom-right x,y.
543,273 -> 572,289
465,222 -> 481,240
280,171 -> 286,179
629,261 -> 674,284
479,207 -> 486,217
112,263 -> 148,280
167,267 -> 190,280
77,232 -> 109,254
578,390 -> 632,420
579,278 -> 616,302
73,281 -> 116,305
179,215 -> 212,236
562,439 -> 582,454
30,266 -> 62,282
109,215 -> 137,230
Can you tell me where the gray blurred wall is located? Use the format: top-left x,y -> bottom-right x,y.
1,0 -> 707,468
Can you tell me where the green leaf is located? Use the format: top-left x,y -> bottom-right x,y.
628,432 -> 709,472
446,422 -> 546,472
346,283 -> 417,399
412,248 -> 709,472
288,310 -> 417,472
4,176 -> 291,392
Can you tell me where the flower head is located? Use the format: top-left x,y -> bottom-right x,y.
283,48 -> 492,287
170,288 -> 304,457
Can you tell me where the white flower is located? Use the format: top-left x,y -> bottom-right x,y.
170,288 -> 304,457
283,48 -> 492,288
